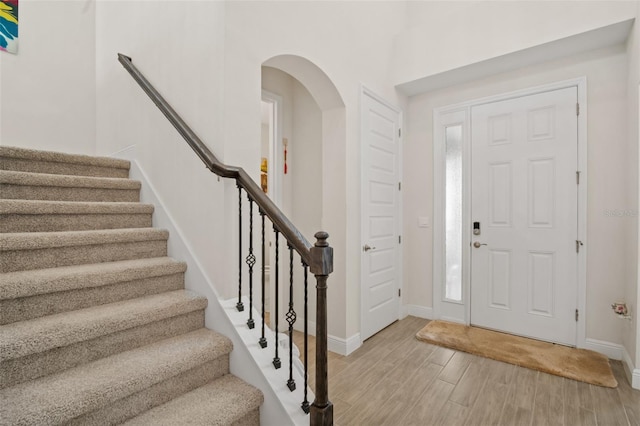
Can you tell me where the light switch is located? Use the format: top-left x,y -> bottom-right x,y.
418,216 -> 430,228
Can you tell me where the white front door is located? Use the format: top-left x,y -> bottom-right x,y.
361,89 -> 402,341
470,87 -> 579,346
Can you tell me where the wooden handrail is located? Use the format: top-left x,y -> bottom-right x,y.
117,53 -> 314,267
118,53 -> 333,424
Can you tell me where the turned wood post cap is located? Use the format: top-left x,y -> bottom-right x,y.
314,231 -> 330,247
311,232 -> 333,275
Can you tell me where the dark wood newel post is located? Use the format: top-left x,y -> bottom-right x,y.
309,231 -> 334,425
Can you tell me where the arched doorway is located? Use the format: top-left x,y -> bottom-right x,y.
259,55 -> 346,338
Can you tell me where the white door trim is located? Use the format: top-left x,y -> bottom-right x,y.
360,85 -> 404,340
433,77 -> 588,348
261,90 -> 284,208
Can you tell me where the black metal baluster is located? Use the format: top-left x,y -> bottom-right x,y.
273,228 -> 281,369
286,244 -> 297,391
236,185 -> 244,312
259,211 -> 267,348
246,197 -> 256,329
301,261 -> 310,414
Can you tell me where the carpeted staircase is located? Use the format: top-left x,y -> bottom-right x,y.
0,146 -> 263,425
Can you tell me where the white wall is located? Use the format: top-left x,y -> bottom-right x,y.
393,1 -> 637,88
291,79 -> 323,326
261,66 -> 322,332
404,44 -> 631,346
291,80 -> 323,253
224,1 -> 407,341
0,0 -> 96,154
94,0 -> 408,345
95,1 -> 230,297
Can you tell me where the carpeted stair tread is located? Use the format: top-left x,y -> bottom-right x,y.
0,170 -> 140,202
0,199 -> 154,215
0,290 -> 207,361
0,311 -> 205,389
0,170 -> 140,190
124,374 -> 263,426
0,257 -> 186,301
0,145 -> 130,178
0,258 -> 187,324
0,227 -> 168,251
0,328 -> 233,426
0,199 -> 155,232
1,228 -> 169,273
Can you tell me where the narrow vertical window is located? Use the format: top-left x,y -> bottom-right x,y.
445,125 -> 463,302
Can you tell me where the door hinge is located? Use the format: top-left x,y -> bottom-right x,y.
576,171 -> 581,185
398,182 -> 402,191
398,289 -> 401,297
576,103 -> 580,116
398,235 -> 402,244
398,128 -> 402,138
576,240 -> 583,253
575,309 -> 579,321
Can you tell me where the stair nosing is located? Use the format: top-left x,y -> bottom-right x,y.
0,329 -> 232,426
0,290 -> 208,361
0,257 -> 187,300
0,146 -> 131,170
0,228 -> 169,251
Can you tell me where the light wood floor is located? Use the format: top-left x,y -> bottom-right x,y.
294,316 -> 640,426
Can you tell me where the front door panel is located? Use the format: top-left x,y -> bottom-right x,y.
470,87 -> 578,346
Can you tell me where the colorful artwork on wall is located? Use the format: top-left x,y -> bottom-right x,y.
0,0 -> 18,54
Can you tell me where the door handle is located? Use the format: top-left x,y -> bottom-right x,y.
363,244 -> 376,252
473,241 -> 487,248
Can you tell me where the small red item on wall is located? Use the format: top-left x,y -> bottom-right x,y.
283,138 -> 288,174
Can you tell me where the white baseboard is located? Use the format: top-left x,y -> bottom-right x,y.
339,333 -> 362,356
622,347 -> 640,390
404,305 -> 433,320
583,338 -> 623,360
303,319 -> 361,356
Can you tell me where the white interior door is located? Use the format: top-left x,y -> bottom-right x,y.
361,89 -> 402,341
470,87 -> 578,346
